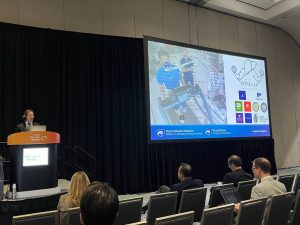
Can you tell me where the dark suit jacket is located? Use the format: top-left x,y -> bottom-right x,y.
16,122 -> 40,132
223,169 -> 253,187
170,177 -> 204,211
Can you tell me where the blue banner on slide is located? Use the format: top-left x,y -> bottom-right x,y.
151,125 -> 270,140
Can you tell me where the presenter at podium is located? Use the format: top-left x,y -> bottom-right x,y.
16,109 -> 40,132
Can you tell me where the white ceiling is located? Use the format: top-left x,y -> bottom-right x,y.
237,0 -> 285,10
178,0 -> 300,46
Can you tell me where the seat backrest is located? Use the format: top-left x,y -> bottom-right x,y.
155,211 -> 194,225
114,197 -> 143,225
235,198 -> 267,225
293,174 -> 300,193
200,204 -> 234,225
178,187 -> 207,222
0,162 -> 4,200
237,180 -> 257,201
278,174 -> 296,192
290,190 -> 300,225
208,183 -> 234,207
220,187 -> 242,204
147,192 -> 178,225
265,192 -> 295,225
126,221 -> 147,225
13,210 -> 59,225
64,207 -> 81,225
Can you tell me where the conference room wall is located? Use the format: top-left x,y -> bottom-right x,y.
0,0 -> 299,168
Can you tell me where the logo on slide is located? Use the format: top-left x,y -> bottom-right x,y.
261,103 -> 268,112
239,90 -> 246,100
205,129 -> 212,135
244,101 -> 252,112
236,113 -> 244,123
235,101 -> 243,111
231,59 -> 264,88
245,113 -> 252,123
156,129 -> 166,137
252,102 -> 259,112
256,92 -> 263,101
253,113 -> 258,123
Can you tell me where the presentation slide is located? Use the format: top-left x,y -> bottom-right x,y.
23,147 -> 49,167
145,37 -> 271,141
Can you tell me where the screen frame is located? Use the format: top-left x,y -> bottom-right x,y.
144,36 -> 273,143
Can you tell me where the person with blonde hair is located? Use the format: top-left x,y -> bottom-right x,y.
58,171 -> 90,225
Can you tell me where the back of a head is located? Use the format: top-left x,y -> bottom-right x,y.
68,171 -> 90,207
228,155 -> 242,167
253,157 -> 271,174
180,163 -> 192,178
80,181 -> 119,225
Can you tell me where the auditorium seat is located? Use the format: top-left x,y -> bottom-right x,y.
278,174 -> 296,192
178,187 -> 207,222
155,211 -> 194,225
264,192 -> 294,225
62,207 -> 80,225
127,221 -> 147,225
146,192 -> 178,225
237,180 -> 257,200
293,174 -> 300,193
290,190 -> 300,225
114,197 -> 143,225
235,198 -> 267,225
200,204 -> 234,225
12,210 -> 59,225
208,183 -> 234,207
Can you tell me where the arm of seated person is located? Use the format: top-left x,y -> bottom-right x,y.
234,203 -> 240,212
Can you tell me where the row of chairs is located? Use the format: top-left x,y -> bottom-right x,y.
13,190 -> 300,225
12,189 -> 203,225
130,190 -> 300,225
12,173 -> 300,225
209,173 -> 300,207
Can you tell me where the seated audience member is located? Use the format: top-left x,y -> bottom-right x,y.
142,163 -> 204,213
234,157 -> 286,213
80,181 -> 119,225
223,155 -> 253,186
171,163 -> 204,195
250,157 -> 286,199
58,171 -> 90,225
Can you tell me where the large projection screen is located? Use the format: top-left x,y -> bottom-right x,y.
144,37 -> 272,142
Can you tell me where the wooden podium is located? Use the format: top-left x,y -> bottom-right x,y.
7,131 -> 60,194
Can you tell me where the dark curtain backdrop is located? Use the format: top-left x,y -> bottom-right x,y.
0,22 -> 276,194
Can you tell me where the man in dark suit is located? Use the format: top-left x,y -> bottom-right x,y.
171,163 -> 204,211
142,163 -> 204,213
170,162 -> 204,194
16,109 -> 40,132
223,155 -> 253,187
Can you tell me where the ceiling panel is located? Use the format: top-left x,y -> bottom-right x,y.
237,0 -> 286,10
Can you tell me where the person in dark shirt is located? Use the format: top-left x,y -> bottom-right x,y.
180,49 -> 194,86
16,109 -> 40,132
171,163 -> 204,193
223,155 -> 253,187
142,163 -> 204,213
